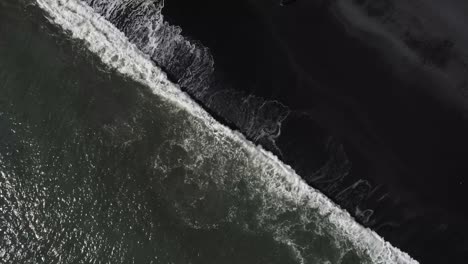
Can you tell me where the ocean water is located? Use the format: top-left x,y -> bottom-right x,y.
0,0 -> 416,263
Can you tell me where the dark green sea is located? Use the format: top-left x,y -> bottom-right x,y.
0,1 -> 416,263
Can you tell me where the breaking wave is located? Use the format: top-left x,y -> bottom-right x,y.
33,0 -> 418,263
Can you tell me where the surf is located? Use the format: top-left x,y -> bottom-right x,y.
34,0 -> 418,263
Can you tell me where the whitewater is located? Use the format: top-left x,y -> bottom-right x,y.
34,0 -> 418,263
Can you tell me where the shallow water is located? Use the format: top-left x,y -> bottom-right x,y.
0,1 -> 415,263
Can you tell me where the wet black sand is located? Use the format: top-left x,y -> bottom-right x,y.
162,0 -> 468,262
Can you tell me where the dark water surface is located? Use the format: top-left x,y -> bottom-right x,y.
0,1 -> 410,263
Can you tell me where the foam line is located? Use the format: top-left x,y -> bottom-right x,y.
35,0 -> 418,263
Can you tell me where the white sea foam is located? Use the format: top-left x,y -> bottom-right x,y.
35,0 -> 418,263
